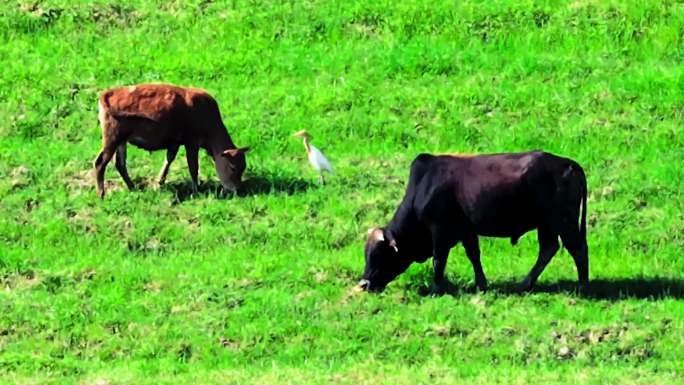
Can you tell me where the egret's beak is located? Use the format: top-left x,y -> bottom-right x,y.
292,130 -> 308,139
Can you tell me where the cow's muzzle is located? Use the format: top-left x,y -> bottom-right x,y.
357,279 -> 371,291
219,182 -> 241,197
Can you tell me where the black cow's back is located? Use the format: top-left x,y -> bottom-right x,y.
392,151 -> 581,241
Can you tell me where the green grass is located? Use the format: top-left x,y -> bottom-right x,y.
1,0 -> 683,383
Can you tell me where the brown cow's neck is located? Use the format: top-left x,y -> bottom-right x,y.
208,124 -> 235,154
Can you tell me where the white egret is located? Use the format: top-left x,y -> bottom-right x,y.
293,130 -> 332,184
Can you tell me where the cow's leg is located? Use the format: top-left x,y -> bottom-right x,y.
520,227 -> 560,291
94,145 -> 117,199
115,143 -> 135,191
431,249 -> 449,295
560,229 -> 589,293
185,144 -> 200,194
463,234 -> 487,292
430,229 -> 454,295
158,145 -> 179,186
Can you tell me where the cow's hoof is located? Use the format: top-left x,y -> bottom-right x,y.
517,281 -> 533,293
576,283 -> 590,296
429,283 -> 446,297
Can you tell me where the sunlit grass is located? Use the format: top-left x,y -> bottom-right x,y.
0,0 -> 683,383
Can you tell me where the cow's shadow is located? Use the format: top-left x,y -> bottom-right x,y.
165,174 -> 313,203
416,277 -> 684,301
164,180 -> 225,203
241,174 -> 314,196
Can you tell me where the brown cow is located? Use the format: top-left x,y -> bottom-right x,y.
93,83 -> 249,198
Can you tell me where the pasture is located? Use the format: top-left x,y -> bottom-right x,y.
1,0 -> 683,384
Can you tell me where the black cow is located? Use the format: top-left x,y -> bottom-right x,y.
359,151 -> 588,294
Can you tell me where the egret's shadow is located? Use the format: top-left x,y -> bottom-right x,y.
415,277 -> 684,301
165,174 -> 314,203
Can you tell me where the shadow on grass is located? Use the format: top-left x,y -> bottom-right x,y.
165,174 -> 314,203
240,174 -> 314,196
164,180 -> 223,203
416,277 -> 684,301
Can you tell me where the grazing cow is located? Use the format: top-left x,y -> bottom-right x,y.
94,83 -> 250,198
359,151 -> 588,294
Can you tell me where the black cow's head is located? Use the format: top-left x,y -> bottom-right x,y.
358,227 -> 413,292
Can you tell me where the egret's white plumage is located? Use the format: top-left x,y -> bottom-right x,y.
293,130 -> 332,184
307,144 -> 332,173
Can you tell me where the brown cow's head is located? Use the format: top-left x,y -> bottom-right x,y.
358,227 -> 412,292
214,147 -> 250,193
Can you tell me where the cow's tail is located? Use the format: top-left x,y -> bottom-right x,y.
576,163 -> 587,241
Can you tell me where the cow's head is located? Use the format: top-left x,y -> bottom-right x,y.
358,227 -> 412,292
214,147 -> 250,193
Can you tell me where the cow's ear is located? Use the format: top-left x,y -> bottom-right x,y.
385,230 -> 399,252
221,147 -> 249,158
389,239 -> 398,253
221,149 -> 236,158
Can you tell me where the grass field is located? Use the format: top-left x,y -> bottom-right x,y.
1,0 -> 684,383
